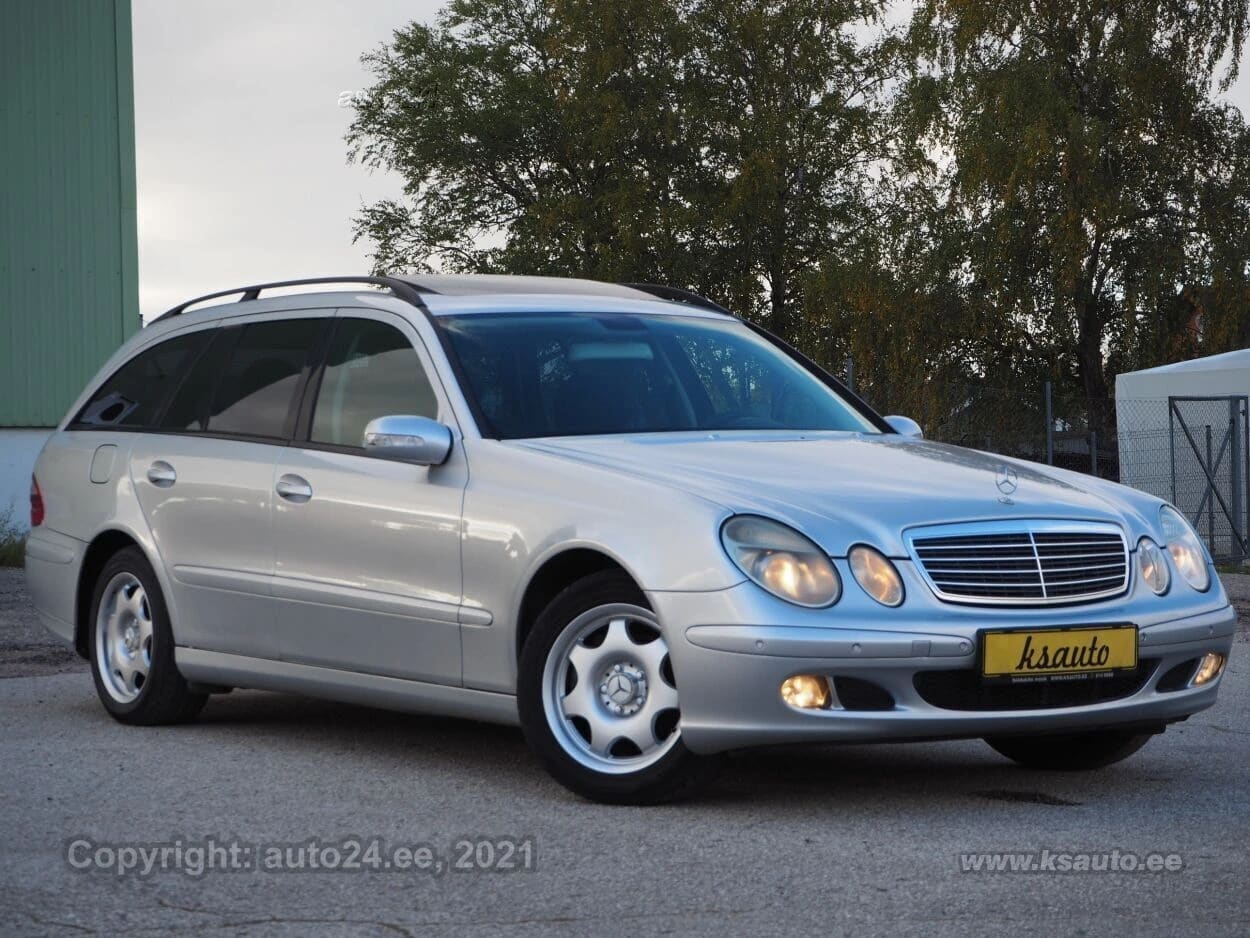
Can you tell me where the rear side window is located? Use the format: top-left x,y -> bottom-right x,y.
75,331 -> 211,429
159,329 -> 235,431
310,318 -> 438,448
206,319 -> 324,439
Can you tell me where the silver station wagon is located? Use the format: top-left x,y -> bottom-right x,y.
24,275 -> 1235,803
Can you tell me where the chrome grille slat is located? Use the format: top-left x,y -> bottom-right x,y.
1036,561 -> 1126,574
914,552 -> 1037,560
908,521 -> 1129,606
920,561 -> 1039,570
911,544 -> 1032,551
1030,550 -> 1125,559
1044,576 -> 1125,588
925,581 -> 1043,589
1041,567 -> 1125,577
1030,539 -> 1124,547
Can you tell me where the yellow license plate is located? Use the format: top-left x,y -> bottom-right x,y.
981,625 -> 1137,681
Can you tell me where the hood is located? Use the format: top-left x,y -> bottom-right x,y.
513,432 -> 1163,557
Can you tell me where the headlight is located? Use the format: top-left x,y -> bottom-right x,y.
1136,537 -> 1170,595
848,545 -> 905,606
1160,506 -> 1210,592
721,516 -> 840,607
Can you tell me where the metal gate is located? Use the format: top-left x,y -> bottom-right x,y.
1169,396 -> 1249,562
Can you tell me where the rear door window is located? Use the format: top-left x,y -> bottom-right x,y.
75,330 -> 212,429
206,319 -> 325,439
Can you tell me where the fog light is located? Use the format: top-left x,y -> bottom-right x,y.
1192,653 -> 1226,686
780,674 -> 831,709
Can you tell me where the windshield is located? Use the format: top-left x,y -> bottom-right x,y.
439,312 -> 882,439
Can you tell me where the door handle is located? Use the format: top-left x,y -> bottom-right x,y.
146,461 -> 177,488
275,473 -> 313,503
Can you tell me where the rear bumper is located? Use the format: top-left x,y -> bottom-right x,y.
649,579 -> 1236,755
23,528 -> 84,647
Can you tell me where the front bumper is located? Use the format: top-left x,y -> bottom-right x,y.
649,562 -> 1236,755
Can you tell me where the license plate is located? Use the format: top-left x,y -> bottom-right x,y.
981,625 -> 1137,682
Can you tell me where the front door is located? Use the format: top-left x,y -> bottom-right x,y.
271,312 -> 467,684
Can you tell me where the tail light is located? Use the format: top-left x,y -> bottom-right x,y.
30,476 -> 44,527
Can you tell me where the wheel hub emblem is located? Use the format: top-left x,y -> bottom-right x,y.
123,624 -> 139,652
598,663 -> 648,716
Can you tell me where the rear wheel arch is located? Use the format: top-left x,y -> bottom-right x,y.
75,530 -> 145,657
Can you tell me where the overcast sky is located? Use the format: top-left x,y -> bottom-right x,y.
133,0 -> 440,318
132,0 -> 1250,321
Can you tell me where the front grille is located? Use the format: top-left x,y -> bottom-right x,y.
908,522 -> 1129,606
913,660 -> 1157,711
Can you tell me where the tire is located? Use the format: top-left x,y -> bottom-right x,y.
984,728 -> 1155,771
88,546 -> 206,725
517,570 -> 719,804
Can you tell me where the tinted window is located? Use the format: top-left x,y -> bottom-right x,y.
440,313 -> 880,439
75,330 -> 211,429
310,318 -> 437,447
207,319 -> 323,438
159,329 -> 234,431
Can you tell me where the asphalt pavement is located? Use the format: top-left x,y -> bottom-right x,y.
1,567 -> 1248,936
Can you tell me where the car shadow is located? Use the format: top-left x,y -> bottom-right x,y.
134,686 -> 1182,813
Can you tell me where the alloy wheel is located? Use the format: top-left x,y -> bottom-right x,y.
95,572 -> 154,703
541,603 -> 682,774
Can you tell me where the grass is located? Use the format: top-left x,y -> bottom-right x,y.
0,503 -> 25,567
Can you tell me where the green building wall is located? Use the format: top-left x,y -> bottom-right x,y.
1,0 -> 138,428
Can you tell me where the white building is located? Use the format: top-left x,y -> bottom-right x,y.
1116,349 -> 1249,560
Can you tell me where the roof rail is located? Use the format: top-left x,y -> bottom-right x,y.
621,283 -> 735,316
151,275 -> 438,324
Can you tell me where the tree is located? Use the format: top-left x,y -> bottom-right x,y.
679,0 -> 894,336
346,0 -> 894,348
906,0 -> 1250,429
347,0 -> 692,280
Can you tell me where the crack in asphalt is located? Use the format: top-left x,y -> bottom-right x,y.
1201,723 -> 1250,736
22,912 -> 94,934
148,895 -> 765,932
972,789 -> 1083,807
154,898 -> 418,936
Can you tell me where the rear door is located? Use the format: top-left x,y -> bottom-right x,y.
129,313 -> 331,658
270,311 -> 467,684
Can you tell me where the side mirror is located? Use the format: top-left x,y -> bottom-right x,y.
885,415 -> 924,439
363,415 -> 453,466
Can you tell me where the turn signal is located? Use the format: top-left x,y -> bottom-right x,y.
1136,538 -> 1169,595
849,545 -> 905,607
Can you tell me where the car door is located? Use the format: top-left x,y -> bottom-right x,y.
129,313 -> 331,659
270,311 -> 468,684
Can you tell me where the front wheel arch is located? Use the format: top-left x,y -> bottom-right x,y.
515,548 -> 637,661
516,568 -> 719,803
